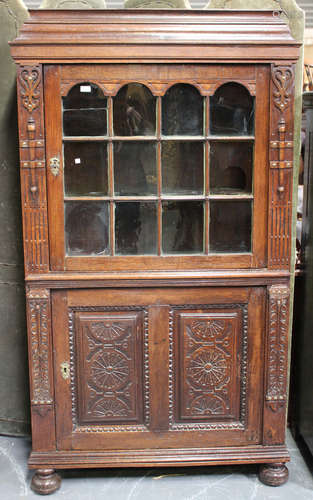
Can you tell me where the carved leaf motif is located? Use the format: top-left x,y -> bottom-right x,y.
19,67 -> 41,113
90,321 -> 127,341
189,319 -> 225,341
272,66 -> 294,113
92,398 -> 129,418
191,395 -> 226,416
187,348 -> 228,390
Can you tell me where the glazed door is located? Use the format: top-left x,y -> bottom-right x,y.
44,63 -> 269,272
53,286 -> 265,450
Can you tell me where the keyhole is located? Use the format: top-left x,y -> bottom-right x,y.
61,362 -> 70,380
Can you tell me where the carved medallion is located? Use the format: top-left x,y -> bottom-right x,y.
187,348 -> 228,390
90,350 -> 129,391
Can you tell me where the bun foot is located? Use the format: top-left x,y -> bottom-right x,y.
31,469 -> 61,495
259,462 -> 289,486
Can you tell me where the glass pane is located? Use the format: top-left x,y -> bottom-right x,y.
63,82 -> 107,110
63,109 -> 107,137
210,201 -> 251,253
162,201 -> 204,254
115,202 -> 157,255
113,84 -> 156,136
210,83 -> 254,136
65,202 -> 110,256
162,142 -> 204,195
162,84 -> 203,136
64,142 -> 108,196
114,142 -> 157,196
210,142 -> 253,194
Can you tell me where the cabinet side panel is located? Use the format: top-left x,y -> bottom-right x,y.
263,284 -> 290,445
26,287 -> 56,451
17,64 -> 49,273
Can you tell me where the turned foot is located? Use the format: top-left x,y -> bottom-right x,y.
259,462 -> 289,486
31,469 -> 61,495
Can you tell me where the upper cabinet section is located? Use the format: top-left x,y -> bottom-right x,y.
9,10 -> 300,64
10,11 -> 299,274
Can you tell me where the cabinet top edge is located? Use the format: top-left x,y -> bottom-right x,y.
10,9 -> 300,62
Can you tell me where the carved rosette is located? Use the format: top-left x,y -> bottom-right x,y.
26,288 -> 53,405
17,64 -> 49,273
268,64 -> 295,269
266,285 -> 289,413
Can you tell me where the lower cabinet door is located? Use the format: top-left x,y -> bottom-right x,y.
52,286 -> 265,451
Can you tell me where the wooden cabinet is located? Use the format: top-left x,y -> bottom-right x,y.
10,9 -> 300,494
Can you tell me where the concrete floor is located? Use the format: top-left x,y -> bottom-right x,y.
0,431 -> 312,499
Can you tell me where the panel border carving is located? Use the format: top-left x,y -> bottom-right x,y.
26,288 -> 53,405
68,306 -> 150,433
265,285 -> 289,413
168,303 -> 248,431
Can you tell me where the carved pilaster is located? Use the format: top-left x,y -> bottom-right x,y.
263,285 -> 290,445
17,65 -> 49,273
26,287 -> 56,450
26,287 -> 52,404
268,64 -> 295,269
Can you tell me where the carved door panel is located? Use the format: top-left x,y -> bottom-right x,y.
53,287 -> 265,450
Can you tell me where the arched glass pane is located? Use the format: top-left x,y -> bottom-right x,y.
162,84 -> 203,136
210,142 -> 253,194
210,83 -> 254,136
63,82 -> 106,109
63,82 -> 107,136
113,83 -> 156,136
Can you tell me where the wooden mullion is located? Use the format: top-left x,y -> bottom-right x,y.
108,96 -> 114,255
205,199 -> 209,255
204,141 -> 209,254
157,96 -> 162,256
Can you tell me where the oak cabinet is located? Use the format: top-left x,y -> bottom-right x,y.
10,9 -> 300,494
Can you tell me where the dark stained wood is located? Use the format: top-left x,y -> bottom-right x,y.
10,9 -> 300,491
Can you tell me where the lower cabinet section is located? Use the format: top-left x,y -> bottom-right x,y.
26,284 -> 291,492
51,287 -> 264,450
